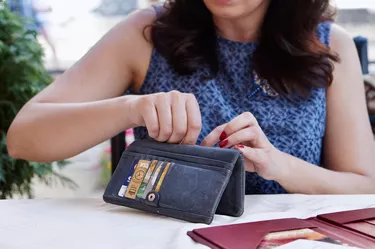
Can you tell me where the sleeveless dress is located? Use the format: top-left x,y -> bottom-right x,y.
130,21 -> 332,195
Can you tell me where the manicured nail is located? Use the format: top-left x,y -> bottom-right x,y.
219,140 -> 228,148
219,131 -> 227,141
237,145 -> 245,149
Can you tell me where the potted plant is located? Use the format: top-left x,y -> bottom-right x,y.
0,1 -> 74,199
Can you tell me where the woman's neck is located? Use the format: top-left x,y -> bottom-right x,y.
213,2 -> 269,43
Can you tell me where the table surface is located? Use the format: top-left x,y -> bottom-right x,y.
1,195 -> 375,249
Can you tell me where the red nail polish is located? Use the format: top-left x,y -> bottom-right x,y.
219,140 -> 228,148
219,131 -> 227,141
237,145 -> 245,149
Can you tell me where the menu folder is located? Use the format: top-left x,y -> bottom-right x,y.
187,208 -> 375,249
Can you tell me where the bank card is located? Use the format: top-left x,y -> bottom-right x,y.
155,162 -> 172,192
118,160 -> 138,197
136,160 -> 158,198
143,161 -> 164,198
125,160 -> 151,199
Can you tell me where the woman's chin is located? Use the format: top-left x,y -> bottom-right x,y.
210,8 -> 246,19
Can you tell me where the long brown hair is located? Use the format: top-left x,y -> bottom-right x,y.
150,0 -> 340,97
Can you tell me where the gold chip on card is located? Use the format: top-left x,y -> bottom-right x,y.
125,160 -> 150,199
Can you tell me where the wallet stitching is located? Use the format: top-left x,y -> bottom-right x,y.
129,145 -> 237,167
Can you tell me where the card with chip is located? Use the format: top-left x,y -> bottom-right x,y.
125,160 -> 151,199
136,160 -> 158,198
155,162 -> 173,192
118,159 -> 138,197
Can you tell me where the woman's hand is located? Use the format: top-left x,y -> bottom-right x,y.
201,112 -> 289,181
129,91 -> 202,145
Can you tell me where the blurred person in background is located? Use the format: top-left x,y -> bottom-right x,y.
7,0 -> 375,195
6,0 -> 57,60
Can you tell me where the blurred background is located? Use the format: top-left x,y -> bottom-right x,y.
1,0 -> 374,199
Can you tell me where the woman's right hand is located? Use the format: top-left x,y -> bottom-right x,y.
129,91 -> 202,145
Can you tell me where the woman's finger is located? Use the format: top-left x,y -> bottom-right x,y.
142,99 -> 160,139
219,127 -> 258,148
201,123 -> 227,147
168,91 -> 188,144
155,94 -> 173,142
221,112 -> 258,140
183,94 -> 202,145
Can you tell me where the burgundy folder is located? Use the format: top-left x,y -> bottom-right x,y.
187,208 -> 375,249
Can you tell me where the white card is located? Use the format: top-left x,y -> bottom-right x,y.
275,239 -> 361,249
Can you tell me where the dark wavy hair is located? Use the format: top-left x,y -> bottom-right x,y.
149,0 -> 340,97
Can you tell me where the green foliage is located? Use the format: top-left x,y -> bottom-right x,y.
0,1 -> 76,198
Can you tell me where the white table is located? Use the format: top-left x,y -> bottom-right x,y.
1,195 -> 375,249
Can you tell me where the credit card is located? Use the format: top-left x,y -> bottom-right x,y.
143,161 -> 164,198
136,160 -> 158,198
118,160 -> 138,197
155,162 -> 172,192
125,160 -> 151,199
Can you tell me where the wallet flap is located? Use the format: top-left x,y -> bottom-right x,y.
317,208 -> 375,224
188,218 -> 317,249
128,139 -> 240,166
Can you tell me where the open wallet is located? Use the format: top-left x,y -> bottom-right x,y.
103,138 -> 245,224
187,208 -> 375,249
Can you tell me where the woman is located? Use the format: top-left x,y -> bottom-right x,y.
7,0 -> 375,194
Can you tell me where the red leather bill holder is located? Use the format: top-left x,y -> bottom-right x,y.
187,208 -> 375,249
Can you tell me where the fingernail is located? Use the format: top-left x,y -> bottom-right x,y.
219,131 -> 227,141
219,140 -> 228,148
237,145 -> 245,149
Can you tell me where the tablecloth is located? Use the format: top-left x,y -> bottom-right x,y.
1,195 -> 375,249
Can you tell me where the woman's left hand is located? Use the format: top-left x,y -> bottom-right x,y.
201,112 -> 289,181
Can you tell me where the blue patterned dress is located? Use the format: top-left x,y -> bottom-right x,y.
131,22 -> 332,194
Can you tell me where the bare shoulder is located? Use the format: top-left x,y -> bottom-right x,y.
118,7 -> 160,90
116,7 -> 157,38
329,23 -> 356,56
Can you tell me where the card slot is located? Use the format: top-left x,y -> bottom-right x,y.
308,218 -> 375,248
365,219 -> 375,226
317,208 -> 375,225
156,162 -> 230,218
257,227 -> 352,249
104,153 -> 142,198
127,145 -> 234,170
124,151 -> 230,174
345,221 -> 375,239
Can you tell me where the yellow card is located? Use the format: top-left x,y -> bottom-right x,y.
125,160 -> 150,199
155,162 -> 172,192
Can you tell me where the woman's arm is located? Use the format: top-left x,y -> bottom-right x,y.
275,24 -> 375,194
202,24 -> 375,194
6,9 -> 156,162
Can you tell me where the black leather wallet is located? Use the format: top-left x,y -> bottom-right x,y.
103,138 -> 245,224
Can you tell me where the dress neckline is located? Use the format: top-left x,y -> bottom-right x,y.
216,35 -> 258,53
